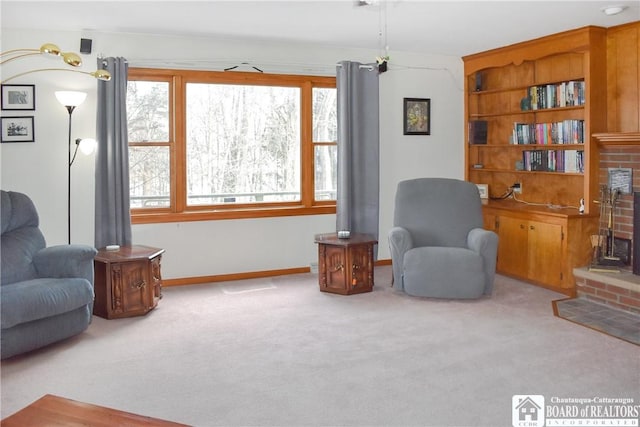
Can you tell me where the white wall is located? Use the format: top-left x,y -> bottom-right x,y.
1,27 -> 464,281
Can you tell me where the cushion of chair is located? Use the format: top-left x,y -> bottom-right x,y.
1,278 -> 94,329
403,246 -> 485,299
1,190 -> 39,235
393,178 -> 483,249
1,190 -> 46,285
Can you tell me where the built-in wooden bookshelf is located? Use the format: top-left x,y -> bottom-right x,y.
463,26 -> 608,295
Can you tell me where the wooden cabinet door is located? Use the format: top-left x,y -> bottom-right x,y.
483,210 -> 497,232
112,261 -> 151,316
527,221 -> 563,287
497,216 -> 528,278
150,256 -> 163,307
348,244 -> 373,291
320,245 -> 347,293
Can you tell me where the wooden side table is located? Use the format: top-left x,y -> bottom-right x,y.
93,245 -> 165,319
314,233 -> 377,295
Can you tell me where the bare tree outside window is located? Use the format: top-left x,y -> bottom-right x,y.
313,87 -> 337,201
126,69 -> 336,221
186,83 -> 301,205
127,81 -> 171,208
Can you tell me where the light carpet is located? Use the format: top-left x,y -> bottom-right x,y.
1,266 -> 639,426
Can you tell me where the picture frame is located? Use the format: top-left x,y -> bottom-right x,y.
608,167 -> 633,194
476,183 -> 489,199
403,97 -> 430,135
1,116 -> 35,143
1,84 -> 36,111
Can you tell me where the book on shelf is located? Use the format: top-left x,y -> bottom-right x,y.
469,120 -> 488,144
525,81 -> 585,110
511,120 -> 584,145
522,149 -> 583,172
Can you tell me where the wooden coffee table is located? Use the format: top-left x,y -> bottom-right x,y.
1,394 -> 189,426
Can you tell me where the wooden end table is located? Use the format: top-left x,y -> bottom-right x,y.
314,232 -> 377,295
93,245 -> 165,319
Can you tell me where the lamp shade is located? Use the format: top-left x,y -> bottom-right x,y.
78,138 -> 97,155
61,52 -> 82,67
39,43 -> 62,56
91,69 -> 112,81
55,91 -> 87,107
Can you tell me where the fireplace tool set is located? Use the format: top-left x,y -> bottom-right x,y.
590,185 -> 623,271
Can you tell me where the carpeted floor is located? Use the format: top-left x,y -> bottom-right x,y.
1,266 -> 639,427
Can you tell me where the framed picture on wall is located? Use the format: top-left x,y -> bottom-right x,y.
1,84 -> 36,111
476,183 -> 489,199
608,167 -> 633,194
1,116 -> 35,143
403,97 -> 430,135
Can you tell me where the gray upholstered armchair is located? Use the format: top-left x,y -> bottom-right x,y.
1,190 -> 97,359
388,178 -> 498,299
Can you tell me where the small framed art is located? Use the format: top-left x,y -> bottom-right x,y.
403,97 -> 430,135
1,116 -> 35,143
476,183 -> 489,199
608,167 -> 633,194
1,84 -> 36,111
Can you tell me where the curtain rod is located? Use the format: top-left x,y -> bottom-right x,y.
125,58 -> 337,75
336,63 -> 376,70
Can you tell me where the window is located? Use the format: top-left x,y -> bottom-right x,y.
127,78 -> 171,209
313,87 -> 338,201
127,69 -> 337,223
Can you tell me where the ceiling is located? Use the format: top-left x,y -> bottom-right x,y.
1,1 -> 639,57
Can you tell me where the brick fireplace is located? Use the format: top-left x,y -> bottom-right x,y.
597,143 -> 640,243
574,133 -> 640,315
574,268 -> 640,315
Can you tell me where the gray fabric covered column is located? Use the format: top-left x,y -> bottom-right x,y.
94,57 -> 132,248
336,60 -> 380,258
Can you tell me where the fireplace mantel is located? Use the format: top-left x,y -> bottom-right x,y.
593,132 -> 640,146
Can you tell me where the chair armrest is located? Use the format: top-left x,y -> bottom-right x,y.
467,228 -> 499,295
388,226 -> 413,290
467,228 -> 497,253
33,244 -> 98,285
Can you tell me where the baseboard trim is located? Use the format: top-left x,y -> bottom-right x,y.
163,259 -> 392,287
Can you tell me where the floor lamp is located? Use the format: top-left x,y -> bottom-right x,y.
55,91 -> 87,244
1,42 -> 111,84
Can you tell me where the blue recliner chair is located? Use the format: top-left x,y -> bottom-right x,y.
388,178 -> 498,299
1,190 -> 97,359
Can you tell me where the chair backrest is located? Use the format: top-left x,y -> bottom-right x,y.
1,190 -> 46,285
393,178 -> 483,248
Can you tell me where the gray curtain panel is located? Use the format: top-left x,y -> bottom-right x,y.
94,57 -> 132,248
336,60 -> 380,257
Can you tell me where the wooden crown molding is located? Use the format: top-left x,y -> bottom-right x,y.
593,132 -> 640,146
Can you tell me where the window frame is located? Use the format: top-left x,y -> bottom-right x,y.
127,68 -> 336,224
